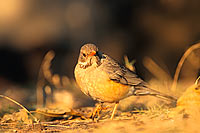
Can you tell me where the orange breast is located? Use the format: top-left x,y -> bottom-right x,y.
92,79 -> 130,102
75,65 -> 130,103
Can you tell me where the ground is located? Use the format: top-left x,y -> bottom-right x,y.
0,103 -> 200,133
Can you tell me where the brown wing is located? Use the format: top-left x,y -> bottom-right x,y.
99,54 -> 143,86
99,54 -> 177,101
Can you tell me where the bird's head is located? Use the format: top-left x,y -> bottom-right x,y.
78,43 -> 101,68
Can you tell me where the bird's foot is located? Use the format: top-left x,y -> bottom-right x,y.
89,103 -> 109,121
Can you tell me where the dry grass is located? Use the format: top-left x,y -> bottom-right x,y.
0,95 -> 38,122
171,43 -> 200,92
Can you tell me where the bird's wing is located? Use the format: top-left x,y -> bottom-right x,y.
99,54 -> 177,101
100,55 -> 143,86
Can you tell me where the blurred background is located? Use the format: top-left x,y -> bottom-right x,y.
0,0 -> 200,112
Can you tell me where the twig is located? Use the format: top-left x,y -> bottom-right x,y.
43,124 -> 70,128
36,50 -> 55,107
0,94 -> 38,122
195,76 -> 200,85
124,55 -> 135,71
171,43 -> 200,91
143,57 -> 171,81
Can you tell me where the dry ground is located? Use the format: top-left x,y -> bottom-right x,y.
0,106 -> 199,133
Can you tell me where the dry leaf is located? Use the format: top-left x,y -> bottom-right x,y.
1,109 -> 32,124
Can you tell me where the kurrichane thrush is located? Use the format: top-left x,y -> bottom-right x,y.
74,43 -> 176,120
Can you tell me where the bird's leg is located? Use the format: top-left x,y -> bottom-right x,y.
110,102 -> 119,120
91,102 -> 104,120
91,104 -> 101,120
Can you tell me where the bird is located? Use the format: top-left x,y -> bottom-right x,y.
74,43 -> 176,120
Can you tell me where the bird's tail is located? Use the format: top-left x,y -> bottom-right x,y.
133,84 -> 177,102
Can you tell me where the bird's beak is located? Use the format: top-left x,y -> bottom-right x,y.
88,51 -> 96,57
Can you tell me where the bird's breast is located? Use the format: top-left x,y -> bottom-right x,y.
74,64 -> 130,102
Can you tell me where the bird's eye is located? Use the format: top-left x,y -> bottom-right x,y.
83,53 -> 86,57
